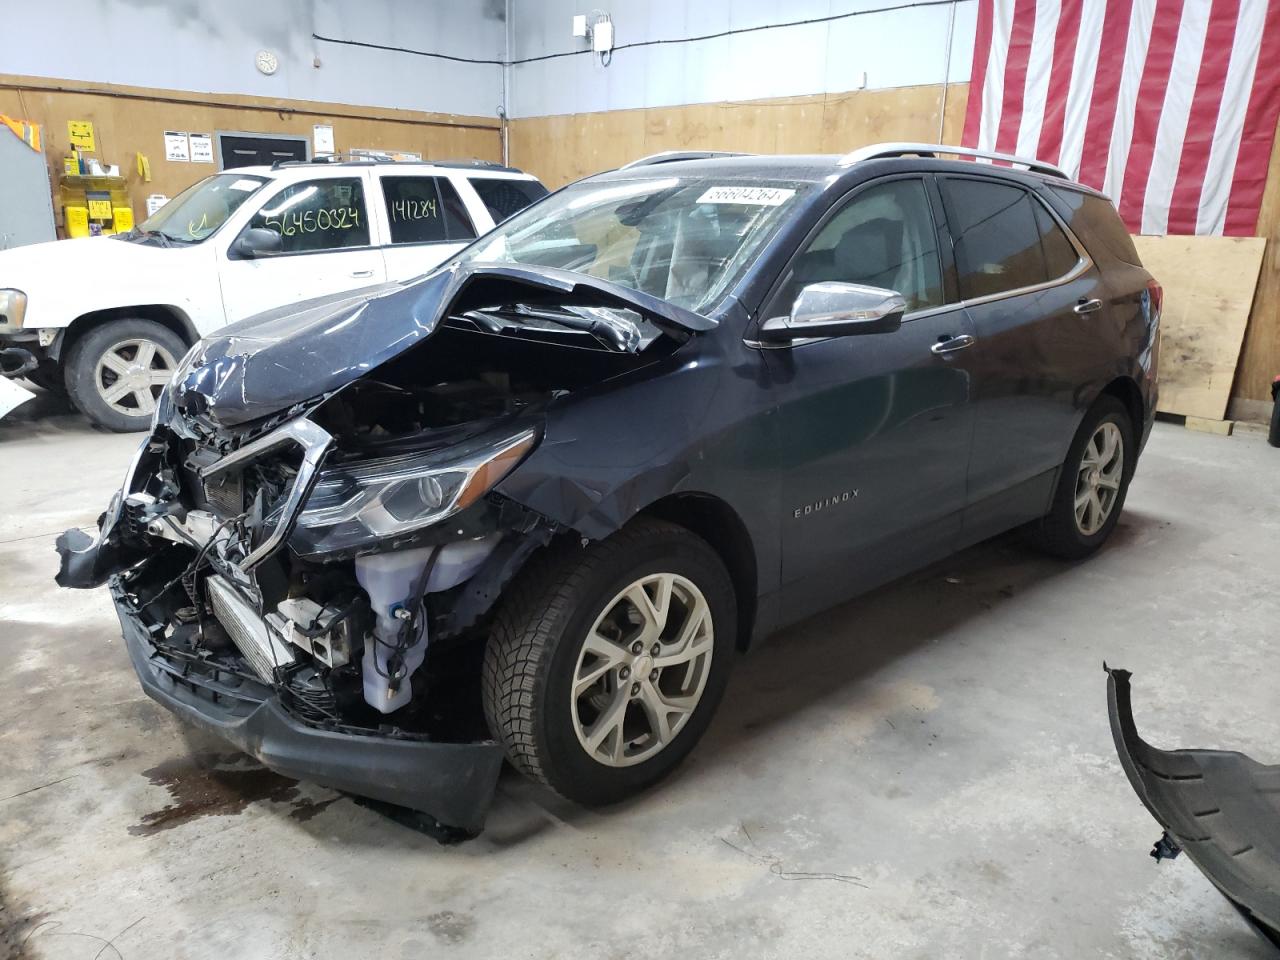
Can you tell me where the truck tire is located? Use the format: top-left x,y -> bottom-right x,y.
482,518 -> 736,806
1027,395 -> 1135,559
65,319 -> 185,432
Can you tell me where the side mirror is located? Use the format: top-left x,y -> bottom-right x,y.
759,282 -> 907,344
230,227 -> 283,260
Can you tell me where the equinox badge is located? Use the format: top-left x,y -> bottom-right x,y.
794,490 -> 859,518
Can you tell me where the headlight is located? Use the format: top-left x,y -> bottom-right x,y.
0,289 -> 27,329
295,428 -> 538,552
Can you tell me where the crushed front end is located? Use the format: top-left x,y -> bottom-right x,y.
55,263 -> 696,835
57,404 -> 553,834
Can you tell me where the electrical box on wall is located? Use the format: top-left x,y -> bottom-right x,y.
572,14 -> 588,37
592,19 -> 613,53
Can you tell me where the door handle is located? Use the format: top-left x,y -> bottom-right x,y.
350,269 -> 374,279
930,334 -> 977,355
1074,298 -> 1103,314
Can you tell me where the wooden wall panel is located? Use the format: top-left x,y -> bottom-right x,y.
1134,235 -> 1266,420
1234,114 -> 1280,403
509,82 -> 970,189
0,74 -> 501,234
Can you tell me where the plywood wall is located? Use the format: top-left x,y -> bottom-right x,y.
1134,235 -> 1266,420
1234,115 -> 1280,404
508,82 -> 969,189
0,73 -> 502,234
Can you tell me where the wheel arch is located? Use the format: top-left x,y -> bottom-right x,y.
52,305 -> 199,363
639,493 -> 758,652
1099,375 -> 1145,445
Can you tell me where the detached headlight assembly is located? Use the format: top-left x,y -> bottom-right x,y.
0,289 -> 28,330
295,428 -> 538,552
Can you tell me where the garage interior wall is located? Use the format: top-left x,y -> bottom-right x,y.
1,0 -> 507,232
0,75 -> 503,228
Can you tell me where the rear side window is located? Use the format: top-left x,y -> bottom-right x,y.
1034,202 -> 1080,278
942,178 -> 1076,300
247,177 -> 369,253
380,176 -> 476,244
469,177 -> 550,224
1049,187 -> 1143,266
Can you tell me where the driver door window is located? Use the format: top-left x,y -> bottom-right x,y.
243,177 -> 370,253
780,179 -> 944,314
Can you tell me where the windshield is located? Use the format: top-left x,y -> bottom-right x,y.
456,176 -> 810,312
137,173 -> 268,243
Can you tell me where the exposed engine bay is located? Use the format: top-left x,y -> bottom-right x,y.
55,263 -> 709,834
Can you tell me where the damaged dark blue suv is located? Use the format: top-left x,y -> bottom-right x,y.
58,144 -> 1160,835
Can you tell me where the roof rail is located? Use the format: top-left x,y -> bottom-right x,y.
268,154 -> 525,174
838,142 -> 1068,179
620,150 -> 751,169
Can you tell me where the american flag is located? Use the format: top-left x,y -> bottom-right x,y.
961,0 -> 1280,236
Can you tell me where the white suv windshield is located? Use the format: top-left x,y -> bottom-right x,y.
457,177 -> 809,312
137,173 -> 268,243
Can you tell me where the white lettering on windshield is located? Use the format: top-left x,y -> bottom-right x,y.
697,186 -> 796,206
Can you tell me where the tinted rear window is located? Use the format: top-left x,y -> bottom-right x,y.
380,176 -> 476,244
469,177 -> 549,224
1034,201 -> 1080,278
1048,187 -> 1143,266
942,178 -> 1052,299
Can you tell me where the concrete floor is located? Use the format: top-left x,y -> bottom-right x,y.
1,389 -> 1277,960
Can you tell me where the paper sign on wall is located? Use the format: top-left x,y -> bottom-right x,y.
86,192 -> 113,220
313,124 -> 335,155
145,194 -> 170,216
163,131 -> 190,162
189,133 -> 214,163
67,120 -> 95,151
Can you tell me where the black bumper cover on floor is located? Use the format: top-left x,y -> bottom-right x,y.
1106,666 -> 1280,952
112,582 -> 504,834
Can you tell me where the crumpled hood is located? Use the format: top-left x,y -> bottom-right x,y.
172,261 -> 717,428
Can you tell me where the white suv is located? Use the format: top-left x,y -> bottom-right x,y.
0,159 -> 548,430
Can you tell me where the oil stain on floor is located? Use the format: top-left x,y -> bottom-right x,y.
130,752 -> 339,835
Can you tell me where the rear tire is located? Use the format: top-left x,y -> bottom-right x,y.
1268,392 -> 1280,448
65,320 -> 185,432
482,518 -> 736,806
1027,396 -> 1135,559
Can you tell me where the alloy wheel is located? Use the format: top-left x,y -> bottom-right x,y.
571,572 -> 714,767
1074,421 -> 1124,535
94,338 -> 176,417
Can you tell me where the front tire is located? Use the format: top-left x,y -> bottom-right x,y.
1027,395 -> 1135,559
65,319 -> 185,432
482,519 -> 736,806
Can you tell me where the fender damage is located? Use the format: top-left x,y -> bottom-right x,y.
55,261 -> 718,836
1106,667 -> 1280,951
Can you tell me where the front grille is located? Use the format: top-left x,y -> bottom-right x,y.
206,576 -> 295,682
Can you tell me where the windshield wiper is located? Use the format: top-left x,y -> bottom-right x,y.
114,227 -> 178,248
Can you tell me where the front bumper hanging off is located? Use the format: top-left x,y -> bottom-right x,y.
1106,666 -> 1280,952
111,579 -> 504,835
